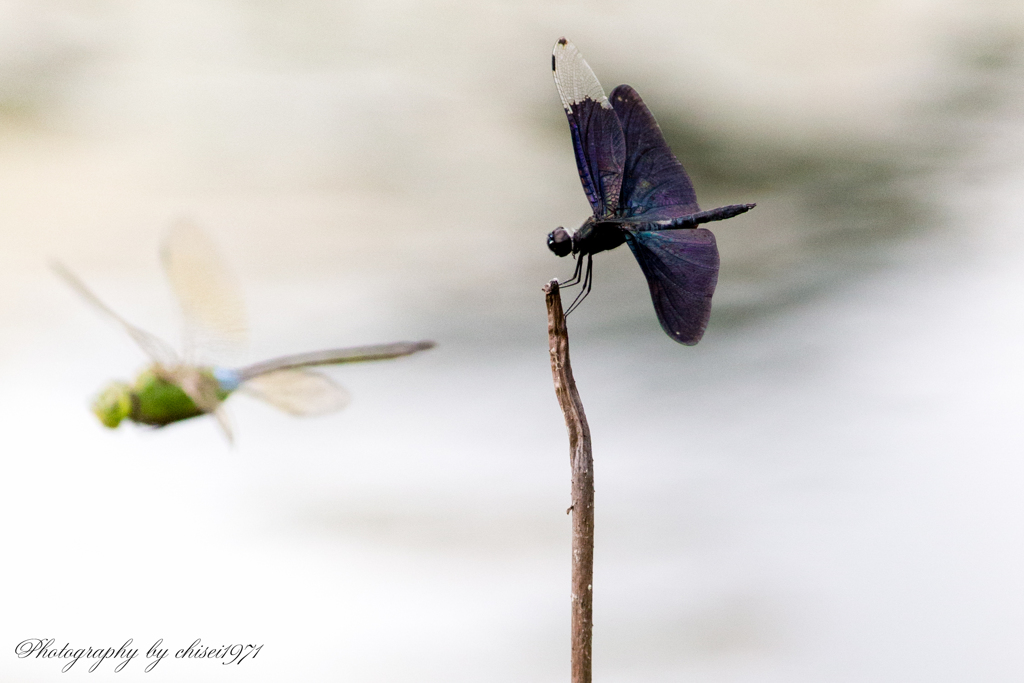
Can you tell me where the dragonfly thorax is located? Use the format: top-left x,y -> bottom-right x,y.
570,217 -> 626,256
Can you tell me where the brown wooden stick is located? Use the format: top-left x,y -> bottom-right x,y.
544,279 -> 594,683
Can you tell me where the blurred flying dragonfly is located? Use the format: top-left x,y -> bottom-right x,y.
547,38 -> 756,345
54,222 -> 434,442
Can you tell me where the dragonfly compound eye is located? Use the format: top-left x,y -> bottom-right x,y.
92,382 -> 132,428
548,227 -> 573,257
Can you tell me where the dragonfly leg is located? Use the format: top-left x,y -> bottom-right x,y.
564,254 -> 593,317
559,253 -> 586,288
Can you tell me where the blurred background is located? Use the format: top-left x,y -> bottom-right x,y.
2,0 -> 1023,681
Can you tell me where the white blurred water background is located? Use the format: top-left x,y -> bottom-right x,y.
2,1 -> 1024,681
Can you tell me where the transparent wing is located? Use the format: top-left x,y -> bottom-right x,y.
552,38 -> 607,111
552,38 -> 625,217
161,220 -> 248,359
212,407 -> 235,445
52,261 -> 179,366
167,366 -> 224,414
240,368 -> 350,416
159,365 -> 234,443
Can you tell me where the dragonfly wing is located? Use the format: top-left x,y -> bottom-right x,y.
160,365 -> 234,442
552,38 -> 625,217
610,85 -> 700,221
52,261 -> 179,366
240,368 -> 350,416
161,220 -> 248,358
168,366 -> 224,414
625,228 -> 719,345
212,407 -> 235,444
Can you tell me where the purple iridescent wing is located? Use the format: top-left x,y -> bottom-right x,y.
552,38 -> 625,218
625,228 -> 719,345
610,85 -> 699,221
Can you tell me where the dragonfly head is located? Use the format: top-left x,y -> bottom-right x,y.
92,382 -> 133,428
547,227 -> 573,257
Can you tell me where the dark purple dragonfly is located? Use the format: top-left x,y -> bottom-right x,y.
547,38 -> 754,345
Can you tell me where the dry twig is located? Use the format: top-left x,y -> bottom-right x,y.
544,279 -> 594,683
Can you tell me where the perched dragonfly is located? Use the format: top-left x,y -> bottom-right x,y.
55,222 -> 434,441
547,38 -> 755,345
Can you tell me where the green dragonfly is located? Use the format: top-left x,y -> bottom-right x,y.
55,222 -> 434,441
